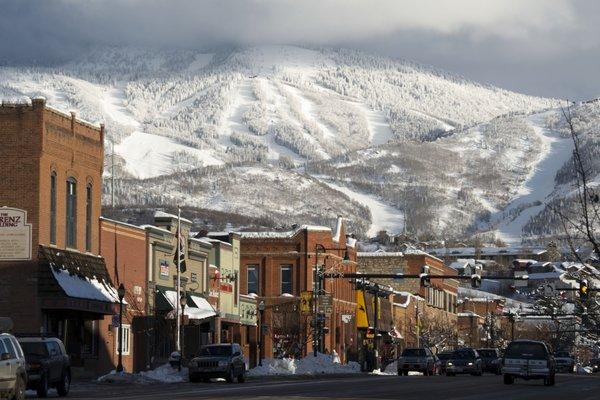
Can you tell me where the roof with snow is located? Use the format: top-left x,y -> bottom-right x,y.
427,246 -> 547,257
154,211 -> 193,225
358,249 -> 404,257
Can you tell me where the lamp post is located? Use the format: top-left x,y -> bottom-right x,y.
180,293 -> 187,369
116,283 -> 126,373
258,301 -> 266,367
313,244 -> 351,356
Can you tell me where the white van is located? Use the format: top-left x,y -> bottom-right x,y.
0,333 -> 27,400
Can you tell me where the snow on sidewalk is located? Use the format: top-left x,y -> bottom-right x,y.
97,364 -> 188,384
247,353 -> 361,376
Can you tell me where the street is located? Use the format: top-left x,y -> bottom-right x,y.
29,374 -> 600,400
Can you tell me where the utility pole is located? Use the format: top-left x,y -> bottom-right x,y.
111,138 -> 115,208
176,207 -> 181,353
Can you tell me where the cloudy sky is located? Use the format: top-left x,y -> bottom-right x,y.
1,0 -> 598,100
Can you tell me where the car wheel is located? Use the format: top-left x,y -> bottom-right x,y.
403,370 -> 408,376
503,374 -> 514,385
225,368 -> 234,383
37,373 -> 49,398
544,374 -> 555,386
237,370 -> 246,383
446,372 -> 455,377
57,370 -> 71,396
12,375 -> 25,400
201,378 -> 211,383
189,373 -> 201,383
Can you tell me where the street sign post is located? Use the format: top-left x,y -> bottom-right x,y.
317,295 -> 333,315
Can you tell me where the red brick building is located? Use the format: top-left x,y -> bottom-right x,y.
0,99 -> 121,374
99,218 -> 149,373
238,218 -> 358,363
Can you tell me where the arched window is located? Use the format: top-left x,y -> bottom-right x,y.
66,177 -> 77,248
85,183 -> 92,252
50,172 -> 57,244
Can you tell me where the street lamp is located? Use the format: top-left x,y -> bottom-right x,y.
313,243 -> 352,357
258,300 -> 266,367
180,293 -> 187,368
116,283 -> 126,373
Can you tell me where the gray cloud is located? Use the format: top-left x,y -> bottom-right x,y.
0,0 -> 599,99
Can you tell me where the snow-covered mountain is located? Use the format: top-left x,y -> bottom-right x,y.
2,45 -> 593,241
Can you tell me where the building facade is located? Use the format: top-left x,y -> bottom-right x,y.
0,99 -> 122,374
237,218 -> 358,363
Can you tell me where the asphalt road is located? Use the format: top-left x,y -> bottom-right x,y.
28,373 -> 600,400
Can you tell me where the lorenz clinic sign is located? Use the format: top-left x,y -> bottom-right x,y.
0,207 -> 32,260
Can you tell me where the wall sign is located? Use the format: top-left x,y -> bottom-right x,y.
0,207 -> 32,260
159,259 -> 170,278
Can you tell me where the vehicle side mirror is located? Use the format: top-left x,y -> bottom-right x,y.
233,351 -> 241,357
1,353 -> 11,361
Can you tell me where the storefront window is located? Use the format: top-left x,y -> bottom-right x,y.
66,178 -> 77,248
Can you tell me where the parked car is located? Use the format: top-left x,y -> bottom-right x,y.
502,340 -> 555,386
589,358 -> 600,373
436,352 -> 453,374
18,336 -> 71,397
446,348 -> 482,376
0,332 -> 27,400
188,343 -> 246,383
477,348 -> 502,374
553,350 -> 574,373
396,347 -> 436,376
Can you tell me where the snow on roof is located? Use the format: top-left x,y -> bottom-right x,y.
403,246 -> 444,262
49,264 -> 120,303
189,237 -> 213,246
458,312 -> 483,318
154,211 -> 193,224
427,247 -> 547,256
99,217 -> 146,231
238,224 -> 331,239
358,249 -> 404,257
346,237 -> 357,248
140,224 -> 173,235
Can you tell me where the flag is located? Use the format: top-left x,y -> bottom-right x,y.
174,229 -> 187,272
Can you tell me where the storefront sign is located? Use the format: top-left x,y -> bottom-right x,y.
300,291 -> 312,314
160,260 -> 169,277
0,207 -> 32,260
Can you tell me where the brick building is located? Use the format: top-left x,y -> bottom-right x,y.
99,218 -> 149,373
358,249 -> 459,352
0,99 -> 122,374
237,218 -> 357,363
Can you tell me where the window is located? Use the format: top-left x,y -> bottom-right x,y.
2,338 -> 16,358
50,172 -> 57,244
82,320 -> 98,357
281,265 -> 293,295
247,265 -> 259,294
191,272 -> 198,283
66,178 -> 77,248
0,339 -> 6,356
115,324 -> 131,356
85,184 -> 92,252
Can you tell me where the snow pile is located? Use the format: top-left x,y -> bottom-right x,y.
139,363 -> 188,383
247,353 -> 360,377
97,364 -> 188,384
575,364 -> 592,375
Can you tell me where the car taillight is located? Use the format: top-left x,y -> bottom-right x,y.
28,363 -> 41,369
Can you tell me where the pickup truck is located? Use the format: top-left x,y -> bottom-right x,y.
397,347 -> 436,376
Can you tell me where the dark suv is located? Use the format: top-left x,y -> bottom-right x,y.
502,340 -> 555,386
17,337 -> 71,397
188,343 -> 246,383
478,348 -> 502,374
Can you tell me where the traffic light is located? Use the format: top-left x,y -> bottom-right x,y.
579,279 -> 589,301
471,274 -> 482,289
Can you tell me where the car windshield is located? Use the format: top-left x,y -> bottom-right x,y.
505,342 -> 547,359
591,359 -> 600,364
199,345 -> 232,357
437,353 -> 452,360
19,342 -> 49,357
478,350 -> 497,358
452,350 -> 474,359
402,349 -> 426,357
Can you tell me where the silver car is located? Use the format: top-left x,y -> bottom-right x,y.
188,343 -> 246,383
397,347 -> 436,376
0,333 -> 27,400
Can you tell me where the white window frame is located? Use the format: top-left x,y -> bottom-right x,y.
115,324 -> 131,356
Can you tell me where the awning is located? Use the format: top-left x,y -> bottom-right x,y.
49,264 -> 121,303
163,290 -> 216,320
